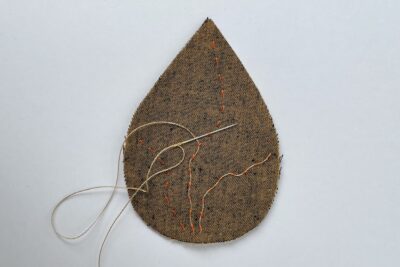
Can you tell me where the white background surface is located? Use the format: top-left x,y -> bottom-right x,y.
1,1 -> 399,266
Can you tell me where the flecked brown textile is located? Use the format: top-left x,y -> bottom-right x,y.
124,18 -> 280,243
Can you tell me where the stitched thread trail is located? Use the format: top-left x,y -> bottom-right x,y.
51,121 -> 236,267
210,39 -> 225,128
51,121 -> 272,267
198,153 -> 272,233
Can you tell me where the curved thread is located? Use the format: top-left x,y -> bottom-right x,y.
187,141 -> 200,233
51,121 -> 201,240
51,121 -> 237,267
198,153 -> 272,233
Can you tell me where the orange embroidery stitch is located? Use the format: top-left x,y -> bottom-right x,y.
198,153 -> 272,233
211,40 -> 225,127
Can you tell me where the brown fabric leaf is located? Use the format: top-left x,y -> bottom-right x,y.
124,18 -> 280,243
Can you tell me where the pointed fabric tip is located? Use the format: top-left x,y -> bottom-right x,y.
204,17 -> 213,24
125,19 -> 280,243
201,17 -> 220,33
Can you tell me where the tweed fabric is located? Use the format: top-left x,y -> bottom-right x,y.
124,18 -> 280,243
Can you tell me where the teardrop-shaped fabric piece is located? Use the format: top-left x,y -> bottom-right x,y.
124,18 -> 280,243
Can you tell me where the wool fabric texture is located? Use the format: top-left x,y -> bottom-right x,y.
124,18 -> 280,243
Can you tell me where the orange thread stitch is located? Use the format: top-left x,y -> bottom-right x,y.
147,146 -> 165,165
210,40 -> 216,49
164,194 -> 171,205
211,41 -> 225,121
163,179 -> 178,223
198,153 -> 272,233
164,180 -> 170,189
187,140 -> 200,234
171,207 -> 177,217
179,222 -> 185,232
